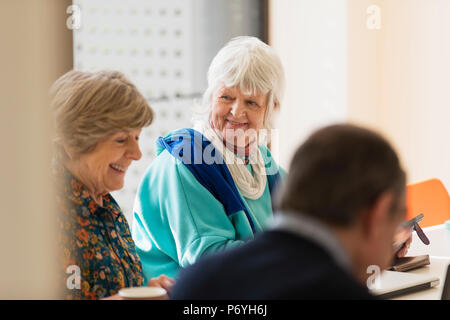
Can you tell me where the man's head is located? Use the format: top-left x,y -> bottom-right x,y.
277,124 -> 407,280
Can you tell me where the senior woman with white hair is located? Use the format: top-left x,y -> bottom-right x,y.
52,70 -> 174,299
132,36 -> 286,280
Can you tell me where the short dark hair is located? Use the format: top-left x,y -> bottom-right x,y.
277,124 -> 406,226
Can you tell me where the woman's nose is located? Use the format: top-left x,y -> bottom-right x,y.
230,100 -> 244,117
127,141 -> 142,161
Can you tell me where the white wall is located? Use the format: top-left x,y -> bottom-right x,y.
376,0 -> 450,191
269,0 -> 348,170
270,0 -> 450,191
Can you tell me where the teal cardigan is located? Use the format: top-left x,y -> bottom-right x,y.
132,136 -> 285,280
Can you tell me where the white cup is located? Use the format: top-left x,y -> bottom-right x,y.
118,287 -> 167,300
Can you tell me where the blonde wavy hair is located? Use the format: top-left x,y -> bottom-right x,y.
51,70 -> 153,163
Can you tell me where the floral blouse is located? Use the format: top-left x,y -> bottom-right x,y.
54,165 -> 144,299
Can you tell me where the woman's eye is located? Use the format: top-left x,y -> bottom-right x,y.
246,100 -> 258,106
220,95 -> 231,100
116,138 -> 127,143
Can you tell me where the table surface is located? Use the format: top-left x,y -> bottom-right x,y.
391,224 -> 450,300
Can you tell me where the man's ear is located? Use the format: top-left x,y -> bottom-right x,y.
361,191 -> 394,240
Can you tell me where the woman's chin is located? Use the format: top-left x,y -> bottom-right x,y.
107,180 -> 125,193
222,137 -> 246,149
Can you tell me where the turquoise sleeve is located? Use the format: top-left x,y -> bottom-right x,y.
170,160 -> 247,266
136,151 -> 246,269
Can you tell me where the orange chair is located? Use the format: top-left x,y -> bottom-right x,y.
406,178 -> 450,228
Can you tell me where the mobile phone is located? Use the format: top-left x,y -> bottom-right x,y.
393,214 -> 425,252
400,213 -> 424,231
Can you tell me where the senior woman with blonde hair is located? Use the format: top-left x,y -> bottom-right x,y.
52,70 -> 174,299
132,36 -> 286,280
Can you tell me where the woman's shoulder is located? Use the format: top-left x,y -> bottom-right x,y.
140,148 -> 200,192
148,148 -> 186,173
257,144 -> 277,165
257,144 -> 287,177
258,144 -> 273,158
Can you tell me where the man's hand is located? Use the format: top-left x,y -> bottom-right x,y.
396,233 -> 413,258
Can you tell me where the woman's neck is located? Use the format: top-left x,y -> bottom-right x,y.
89,193 -> 104,207
65,162 -> 106,207
228,142 -> 250,157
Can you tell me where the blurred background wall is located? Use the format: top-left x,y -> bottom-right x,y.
0,0 -> 72,299
374,0 -> 450,193
270,0 -> 450,191
269,0 -> 348,169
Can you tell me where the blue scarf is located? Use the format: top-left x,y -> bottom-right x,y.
156,128 -> 281,233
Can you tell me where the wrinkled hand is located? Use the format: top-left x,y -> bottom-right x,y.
396,233 -> 413,258
147,274 -> 175,294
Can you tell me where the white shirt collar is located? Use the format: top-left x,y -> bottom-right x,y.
270,211 -> 353,274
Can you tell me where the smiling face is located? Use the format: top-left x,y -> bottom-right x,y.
65,129 -> 142,200
209,84 -> 268,154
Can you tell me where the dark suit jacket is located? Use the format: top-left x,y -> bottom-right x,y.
171,230 -> 375,300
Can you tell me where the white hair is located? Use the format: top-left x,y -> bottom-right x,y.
193,36 -> 285,131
